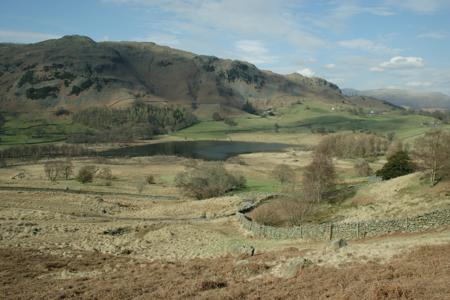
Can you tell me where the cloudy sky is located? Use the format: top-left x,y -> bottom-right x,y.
1,0 -> 449,94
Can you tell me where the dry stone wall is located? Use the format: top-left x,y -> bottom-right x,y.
236,208 -> 450,241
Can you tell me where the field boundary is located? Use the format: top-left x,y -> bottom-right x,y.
236,207 -> 450,241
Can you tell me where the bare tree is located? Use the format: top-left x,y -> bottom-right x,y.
354,159 -> 373,177
413,130 -> 450,186
386,140 -> 404,159
61,159 -> 74,180
44,161 -> 61,181
272,164 -> 295,184
302,151 -> 336,203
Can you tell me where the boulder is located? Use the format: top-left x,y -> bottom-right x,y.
271,257 -> 312,279
326,239 -> 348,251
229,244 -> 255,257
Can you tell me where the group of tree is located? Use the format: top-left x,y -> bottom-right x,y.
375,129 -> 450,185
71,101 -> 197,143
317,132 -> 389,158
44,160 -> 74,181
175,162 -> 246,199
413,129 -> 450,185
0,112 -> 5,143
0,144 -> 92,160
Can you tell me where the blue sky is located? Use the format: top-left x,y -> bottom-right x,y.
1,0 -> 449,94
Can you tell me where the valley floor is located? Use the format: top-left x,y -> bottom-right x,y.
1,152 -> 450,299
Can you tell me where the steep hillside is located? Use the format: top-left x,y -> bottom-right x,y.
343,88 -> 450,110
0,35 -> 395,114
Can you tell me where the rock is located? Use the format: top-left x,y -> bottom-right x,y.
11,172 -> 26,180
229,244 -> 255,257
271,257 -> 312,279
103,227 -> 128,236
326,239 -> 348,251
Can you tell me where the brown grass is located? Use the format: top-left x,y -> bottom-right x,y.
2,242 -> 450,299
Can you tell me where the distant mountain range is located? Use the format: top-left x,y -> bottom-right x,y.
0,35 -> 395,114
342,88 -> 450,110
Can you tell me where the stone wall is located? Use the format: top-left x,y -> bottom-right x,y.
236,208 -> 450,241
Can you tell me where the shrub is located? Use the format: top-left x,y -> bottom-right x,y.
175,162 -> 246,199
250,197 -> 314,227
146,175 -> 156,184
97,167 -> 113,185
224,118 -> 237,127
376,151 -> 415,180
272,164 -> 295,184
212,112 -> 223,121
77,165 -> 97,183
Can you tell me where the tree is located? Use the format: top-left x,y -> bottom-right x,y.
61,159 -> 74,180
413,130 -> 450,186
376,151 -> 415,180
302,151 -> 336,203
0,112 -> 5,142
272,164 -> 295,184
386,140 -> 404,159
44,161 -> 61,182
354,159 -> 373,177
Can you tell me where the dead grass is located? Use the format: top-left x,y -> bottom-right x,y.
2,243 -> 450,299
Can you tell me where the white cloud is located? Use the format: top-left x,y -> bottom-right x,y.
0,30 -> 59,43
234,40 -> 276,64
370,66 -> 385,72
297,68 -> 315,77
103,0 -> 325,49
371,56 -> 425,72
405,81 -> 432,87
325,63 -> 336,69
418,31 -> 447,39
338,39 -> 401,54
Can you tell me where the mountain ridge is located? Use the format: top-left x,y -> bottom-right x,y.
342,88 -> 450,110
0,35 -> 395,114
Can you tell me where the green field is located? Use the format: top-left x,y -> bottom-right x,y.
175,101 -> 449,141
0,112 -> 90,147
1,100 -> 449,147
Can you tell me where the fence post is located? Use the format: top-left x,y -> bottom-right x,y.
329,224 -> 333,240
357,222 -> 360,239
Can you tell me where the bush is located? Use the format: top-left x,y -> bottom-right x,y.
97,167 -> 113,185
146,175 -> 156,184
175,162 -> 246,199
212,112 -> 223,121
272,164 -> 295,184
77,165 -> 97,183
376,151 -> 415,180
250,197 -> 314,227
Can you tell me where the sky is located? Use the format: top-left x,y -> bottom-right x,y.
0,0 -> 449,94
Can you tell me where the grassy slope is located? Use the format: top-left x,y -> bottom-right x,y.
176,100 -> 449,141
1,99 -> 448,146
0,112 -> 89,147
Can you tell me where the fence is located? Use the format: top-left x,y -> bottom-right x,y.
236,208 -> 450,241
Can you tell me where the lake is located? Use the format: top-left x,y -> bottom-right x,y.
100,140 -> 291,160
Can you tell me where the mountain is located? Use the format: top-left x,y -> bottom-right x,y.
342,88 -> 450,110
0,35 -> 395,114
